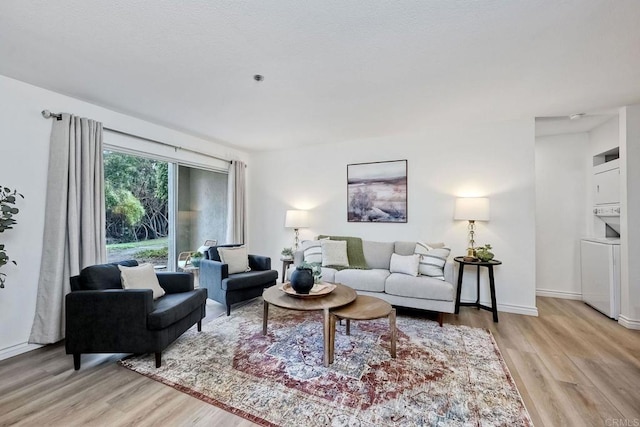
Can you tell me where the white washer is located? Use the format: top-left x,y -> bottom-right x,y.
580,237 -> 620,319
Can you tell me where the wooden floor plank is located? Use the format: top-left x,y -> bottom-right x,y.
1,297 -> 639,426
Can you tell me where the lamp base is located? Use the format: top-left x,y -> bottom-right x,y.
466,247 -> 476,258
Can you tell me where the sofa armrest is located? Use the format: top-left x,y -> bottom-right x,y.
249,255 -> 271,271
156,272 -> 193,294
66,289 -> 153,331
200,259 -> 228,289
444,258 -> 455,284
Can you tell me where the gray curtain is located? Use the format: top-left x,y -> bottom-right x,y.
225,160 -> 246,244
29,114 -> 106,344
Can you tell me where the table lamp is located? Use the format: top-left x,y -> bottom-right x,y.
285,210 -> 309,250
454,197 -> 490,258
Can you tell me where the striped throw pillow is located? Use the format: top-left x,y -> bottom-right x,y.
415,242 -> 450,280
301,240 -> 323,264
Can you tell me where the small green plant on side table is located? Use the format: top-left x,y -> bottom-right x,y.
281,247 -> 294,260
190,251 -> 203,267
476,244 -> 495,262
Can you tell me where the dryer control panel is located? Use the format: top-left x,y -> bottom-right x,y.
593,205 -> 620,217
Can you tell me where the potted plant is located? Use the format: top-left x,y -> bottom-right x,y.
476,244 -> 495,262
190,251 -> 203,267
280,247 -> 294,260
0,186 -> 24,288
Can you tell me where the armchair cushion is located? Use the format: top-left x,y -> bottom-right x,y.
206,244 -> 243,261
119,263 -> 166,299
78,260 -> 139,291
217,246 -> 251,274
147,289 -> 208,330
223,270 -> 278,291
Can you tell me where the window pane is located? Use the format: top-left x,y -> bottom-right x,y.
176,165 -> 228,261
104,150 -> 169,269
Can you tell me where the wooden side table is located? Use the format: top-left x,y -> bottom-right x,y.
454,256 -> 502,322
329,295 -> 396,363
181,265 -> 200,288
280,258 -> 293,283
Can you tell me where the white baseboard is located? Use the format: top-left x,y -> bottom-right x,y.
618,315 -> 640,330
536,288 -> 583,300
0,342 -> 43,361
460,299 -> 538,317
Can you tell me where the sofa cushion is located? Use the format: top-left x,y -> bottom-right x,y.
394,241 -> 445,256
385,273 -> 455,302
394,241 -> 418,256
78,260 -> 139,291
389,253 -> 420,276
362,241 -> 395,269
147,289 -> 207,330
334,268 -> 389,293
319,267 -> 337,283
119,263 -> 166,299
222,270 -> 278,291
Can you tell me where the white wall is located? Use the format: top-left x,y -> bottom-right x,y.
619,104 -> 640,329
535,133 -> 589,299
0,75 -> 248,359
248,119 -> 538,316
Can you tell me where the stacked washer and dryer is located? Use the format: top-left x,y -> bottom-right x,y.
581,149 -> 620,319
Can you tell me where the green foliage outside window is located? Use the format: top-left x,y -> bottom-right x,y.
0,186 -> 23,288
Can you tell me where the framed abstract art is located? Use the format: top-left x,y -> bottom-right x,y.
347,159 -> 407,223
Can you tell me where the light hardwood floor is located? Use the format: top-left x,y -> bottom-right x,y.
1,297 -> 639,426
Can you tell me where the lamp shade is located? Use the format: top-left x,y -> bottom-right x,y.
284,210 -> 309,228
454,197 -> 490,221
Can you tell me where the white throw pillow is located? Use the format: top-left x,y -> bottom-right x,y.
217,246 -> 251,274
119,263 -> 165,300
321,240 -> 349,267
389,253 -> 420,277
415,242 -> 451,280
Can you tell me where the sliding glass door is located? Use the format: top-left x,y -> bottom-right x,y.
104,150 -> 227,271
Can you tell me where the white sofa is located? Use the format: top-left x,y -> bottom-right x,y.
291,240 -> 456,325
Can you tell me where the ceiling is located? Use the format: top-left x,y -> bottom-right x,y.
1,1 -> 639,151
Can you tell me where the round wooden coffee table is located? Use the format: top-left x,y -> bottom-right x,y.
262,282 -> 357,367
329,295 -> 396,362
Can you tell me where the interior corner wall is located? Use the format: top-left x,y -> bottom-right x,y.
534,133 -> 589,300
619,104 -> 640,329
247,119 -> 537,316
0,74 -> 248,360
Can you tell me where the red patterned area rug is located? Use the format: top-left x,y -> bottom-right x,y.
120,299 -> 532,426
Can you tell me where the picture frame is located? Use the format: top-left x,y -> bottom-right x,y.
347,159 -> 407,223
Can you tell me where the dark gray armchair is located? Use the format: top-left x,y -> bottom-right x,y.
200,244 -> 278,315
65,260 -> 207,370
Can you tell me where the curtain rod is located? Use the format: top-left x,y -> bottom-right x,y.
41,109 -> 232,164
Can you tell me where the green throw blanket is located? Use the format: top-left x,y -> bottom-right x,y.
317,235 -> 370,270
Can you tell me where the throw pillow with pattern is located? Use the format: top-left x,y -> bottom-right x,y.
415,241 -> 451,280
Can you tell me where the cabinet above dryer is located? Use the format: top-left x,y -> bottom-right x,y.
593,148 -> 620,206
